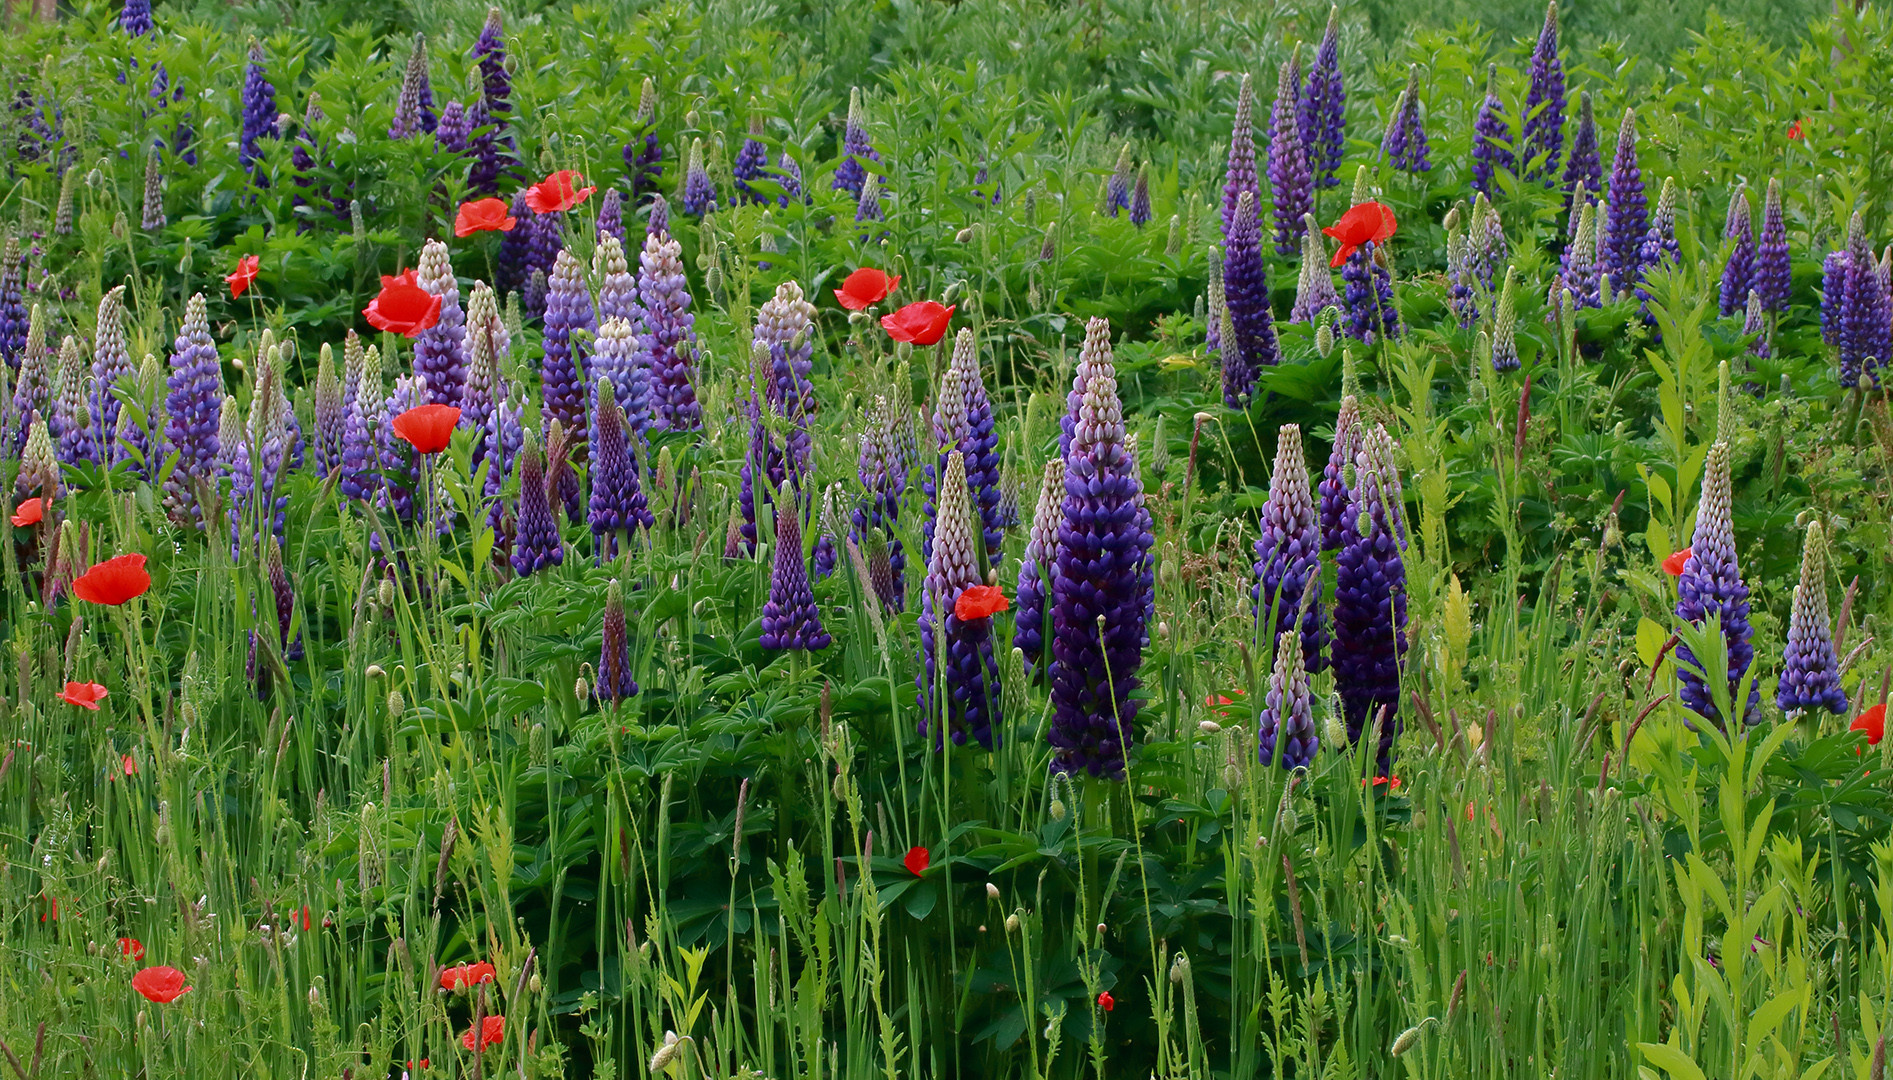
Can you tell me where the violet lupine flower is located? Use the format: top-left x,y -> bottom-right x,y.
1470,65 -> 1512,199
414,239 -> 467,406
854,175 -> 884,229
1560,200 -> 1602,309
1825,213 -> 1893,389
1742,290 -> 1770,359
16,416 -> 55,501
1341,242 -> 1399,343
140,148 -> 164,231
760,486 -> 830,651
541,249 -> 594,462
9,306 -> 46,451
1222,74 -> 1261,240
596,188 -> 625,247
646,193 -> 671,239
638,229 -> 700,431
682,138 -> 717,217
1560,91 -> 1599,214
510,431 -> 562,576
1491,269 -> 1521,371
593,233 -> 637,326
1292,215 -> 1341,324
1467,193 -> 1507,293
734,114 -> 769,204
1382,67 -> 1430,174
239,40 -> 277,181
1061,318 -> 1118,458
1013,456 -> 1065,675
852,396 -> 907,611
495,192 -> 536,298
1301,6 -> 1345,189
588,380 -> 652,560
1674,440 -> 1760,728
1268,56 -> 1313,257
593,317 -> 650,440
833,87 -> 881,199
120,0 -> 152,35
375,373 -> 423,527
0,236 -> 28,367
482,397 -> 524,536
1222,190 -> 1278,407
1332,424 -> 1407,772
163,294 -> 219,523
1446,227 -> 1476,326
1254,424 -> 1326,671
754,279 -> 817,481
341,344 -> 383,502
546,418 -> 582,523
1318,394 -> 1362,553
1258,630 -> 1317,770
466,98 -> 506,197
434,100 -> 470,156
90,286 -> 134,454
1522,0 -> 1565,184
237,342 -> 303,555
52,336 -> 93,467
389,34 -> 436,139
1106,143 -> 1132,217
313,344 -> 344,478
598,578 -> 638,704
1754,178 -> 1791,314
473,7 -> 511,118
624,78 -> 663,202
463,283 -> 509,467
1603,106 -> 1647,286
933,328 -> 1004,558
919,363 -> 970,572
1047,337 -> 1153,780
1637,176 -> 1681,290
918,451 -> 1003,749
1129,163 -> 1152,227
1778,520 -> 1847,716
775,151 -> 804,207
1720,186 -> 1756,319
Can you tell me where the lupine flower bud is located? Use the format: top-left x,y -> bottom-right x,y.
1719,184 -> 1756,318
140,148 -> 165,231
1754,178 -> 1791,314
91,286 -> 134,458
1301,7 -> 1345,188
834,87 -> 882,199
1383,66 -> 1430,173
510,431 -> 562,576
598,578 -> 638,704
1559,200 -> 1601,309
1491,268 -> 1520,372
1129,163 -> 1152,227
1258,630 -> 1316,770
683,138 -> 717,217
1674,440 -> 1760,728
473,6 -> 513,118
1559,90 -> 1599,213
17,413 -> 56,501
1105,142 -> 1133,217
389,33 -> 436,139
1222,191 -> 1278,407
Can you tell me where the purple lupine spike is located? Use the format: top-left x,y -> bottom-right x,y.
0,236 -> 28,367
834,87 -> 881,199
239,39 -> 276,181
1470,65 -> 1512,199
1333,424 -> 1407,773
314,344 -> 344,478
9,305 -> 46,452
623,79 -> 663,202
1318,393 -> 1361,552
775,150 -> 803,207
1222,190 -> 1278,407
598,579 -> 638,704
163,294 -> 219,523
754,278 -> 817,479
638,229 -> 700,431
1603,106 -> 1647,286
1258,629 -> 1317,770
473,7 -> 512,117
1341,240 -> 1400,342
289,94 -> 340,225
1221,74 -> 1260,239
463,282 -> 508,466
645,194 -> 671,239
917,328 -> 1005,559
414,239 -> 467,406
1755,178 -> 1791,314
90,286 -> 133,454
1637,176 -> 1680,293
1674,440 -> 1760,728
434,101 -> 471,156
1382,66 -> 1430,173
389,34 -> 436,139
734,113 -> 769,205
120,0 -> 152,35
853,175 -> 884,229
919,361 -> 971,572
852,395 -> 907,611
1491,269 -> 1521,371
465,97 -> 505,197
682,138 -> 717,217
737,352 -> 781,556
1828,213 -> 1893,389
1720,185 -> 1756,319
1292,215 -> 1341,324
1742,290 -> 1770,359
482,395 -> 524,536
1468,193 -> 1508,293
140,148 -> 164,231
760,484 -> 829,651
1560,200 -> 1602,309
495,192 -> 535,298
1105,143 -> 1132,217
1062,316 -> 1118,459
340,343 -> 382,502
510,431 -> 562,576
596,188 -> 625,247
53,336 -> 93,467
1048,335 -> 1153,779
546,417 -> 582,523
918,451 -> 1002,749
1254,424 -> 1326,672
375,372 -> 422,526
813,534 -> 836,579
1446,226 -> 1476,326
1013,456 -> 1065,675
588,380 -> 651,560
113,354 -> 158,475
237,340 -> 302,555
593,317 -> 649,439
1559,91 -> 1599,213
540,249 -> 594,461
1129,164 -> 1151,227
1268,56 -> 1314,257
1522,0 -> 1565,183
1300,6 -> 1345,188
1778,520 -> 1847,716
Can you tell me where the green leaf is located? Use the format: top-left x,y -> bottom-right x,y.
1636,1042 -> 1707,1080
1637,617 -> 1669,669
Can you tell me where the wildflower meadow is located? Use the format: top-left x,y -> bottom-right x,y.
2,0 -> 1893,1075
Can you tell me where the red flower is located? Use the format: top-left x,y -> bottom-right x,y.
226,254 -> 261,299
364,270 -> 444,338
1097,991 -> 1115,1012
834,267 -> 900,310
391,404 -> 462,454
1852,704 -> 1885,747
1365,775 -> 1403,790
118,937 -> 144,961
1787,119 -> 1804,141
11,497 -> 47,527
440,961 -> 498,991
1322,201 -> 1398,267
523,170 -> 597,214
954,584 -> 1009,621
1662,547 -> 1691,576
58,681 -> 108,710
296,904 -> 313,931
903,846 -> 930,877
461,1015 -> 505,1051
120,753 -> 137,777
409,1061 -> 430,1071
133,965 -> 192,1004
881,301 -> 955,346
72,553 -> 152,605
454,197 -> 518,238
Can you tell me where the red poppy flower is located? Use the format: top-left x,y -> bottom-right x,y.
1852,704 -> 1885,747
523,170 -> 597,214
392,404 -> 462,454
439,961 -> 498,991
903,846 -> 930,877
1787,119 -> 1804,141
1322,201 -> 1398,267
58,681 -> 108,710
132,965 -> 192,1004
461,1015 -> 505,1051
11,497 -> 47,527
409,1061 -> 430,1071
881,301 -> 955,346
454,197 -> 518,238
120,753 -> 136,776
954,584 -> 1009,621
118,937 -> 144,961
226,254 -> 261,299
834,267 -> 900,310
1366,775 -> 1403,790
1662,547 -> 1691,576
72,553 -> 152,605
296,904 -> 313,931
364,270 -> 443,338
1097,990 -> 1115,1012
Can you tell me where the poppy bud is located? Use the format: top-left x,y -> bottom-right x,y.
386,690 -> 404,718
574,677 -> 590,705
955,226 -> 974,244
378,579 -> 396,607
1315,321 -> 1335,358
1391,1022 -> 1428,1056
986,882 -> 1000,900
1199,720 -> 1222,734
1170,953 -> 1191,982
1157,621 -> 1169,637
1006,913 -> 1021,933
365,664 -> 384,679
1049,798 -> 1066,821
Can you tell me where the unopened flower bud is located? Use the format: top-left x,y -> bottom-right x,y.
365,664 -> 385,679
1198,720 -> 1222,735
386,690 -> 404,718
378,579 -> 396,607
1006,913 -> 1021,933
986,882 -> 1001,900
1049,798 -> 1066,821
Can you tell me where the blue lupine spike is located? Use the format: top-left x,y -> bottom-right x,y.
833,87 -> 881,199
239,39 -> 277,181
413,239 -> 467,406
638,228 -> 699,431
1603,106 -> 1647,286
1719,185 -> 1756,319
598,578 -> 638,704
1221,74 -> 1260,240
540,249 -> 594,461
918,450 -> 1002,749
1523,0 -> 1565,184
1470,65 -> 1513,198
1754,178 -> 1791,314
1332,423 -> 1407,773
1013,456 -> 1064,674
1777,520 -> 1847,716
1222,190 -> 1278,407
510,431 -> 563,576
1560,91 -> 1599,212
1674,439 -> 1761,727
1258,629 -> 1317,770
759,483 -> 830,651
1253,424 -> 1326,672
1300,6 -> 1346,189
1268,55 -> 1313,256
